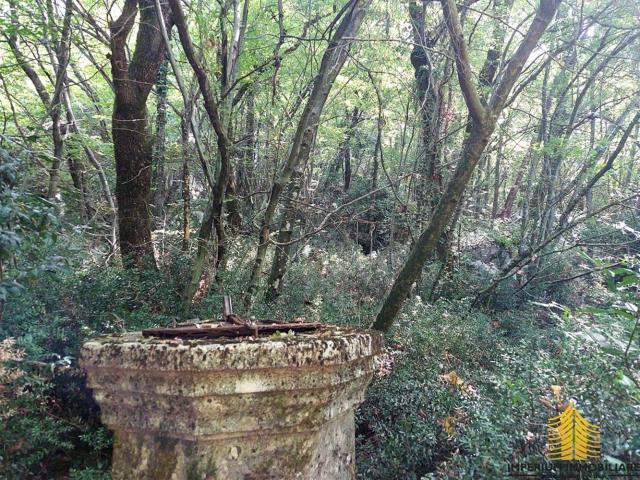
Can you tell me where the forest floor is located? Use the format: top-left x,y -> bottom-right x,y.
1,232 -> 639,479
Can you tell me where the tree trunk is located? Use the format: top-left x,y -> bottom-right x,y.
109,0 -> 171,267
479,110 -> 640,302
264,170 -> 302,302
374,122 -> 492,331
5,0 -> 73,201
47,0 -> 73,199
61,86 -> 118,248
344,147 -> 352,192
246,0 -> 372,302
152,59 -> 169,219
66,155 -> 88,220
237,90 -> 257,200
333,106 -> 361,192
226,176 -> 243,229
372,0 -> 560,332
333,107 -> 362,192
409,0 -> 442,215
371,122 -> 381,190
112,101 -> 156,267
169,0 -> 233,315
499,146 -> 529,219
491,142 -> 502,220
519,63 -> 550,252
535,13 -> 576,248
180,98 -> 193,251
622,124 -> 639,191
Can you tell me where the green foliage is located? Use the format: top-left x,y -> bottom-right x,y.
0,249 -> 186,477
357,300 -> 485,479
2,0 -> 640,476
0,368 -> 111,479
357,297 -> 640,479
2,230 -> 640,478
0,152 -> 62,304
574,253 -> 640,397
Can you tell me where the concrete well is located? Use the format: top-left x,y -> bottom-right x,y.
80,326 -> 382,480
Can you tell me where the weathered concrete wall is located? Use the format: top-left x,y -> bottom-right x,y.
81,327 -> 382,480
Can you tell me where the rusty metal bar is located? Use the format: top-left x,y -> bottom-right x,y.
142,322 -> 322,339
141,296 -> 322,339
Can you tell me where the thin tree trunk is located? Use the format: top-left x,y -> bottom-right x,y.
491,142 -> 502,220
246,0 -> 372,303
47,0 -> 73,199
375,122 -> 493,332
519,63 -> 550,253
152,59 -> 169,219
333,106 -> 361,192
224,90 -> 243,232
62,87 -> 116,221
622,124 -> 639,191
344,146 -> 353,192
371,122 -> 381,190
5,0 -> 72,200
428,201 -> 463,300
63,83 -> 93,221
180,99 -> 193,251
480,110 -> 640,303
409,0 -> 442,215
264,170 -> 302,302
535,12 -> 577,249
237,90 -> 257,200
47,106 -> 65,199
66,154 -> 89,221
168,0 -> 233,315
499,147 -> 528,219
558,111 -> 640,227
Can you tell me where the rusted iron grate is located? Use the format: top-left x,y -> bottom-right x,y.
142,296 -> 321,339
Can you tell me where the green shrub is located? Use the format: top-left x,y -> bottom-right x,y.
0,254 -> 187,477
356,297 -> 640,479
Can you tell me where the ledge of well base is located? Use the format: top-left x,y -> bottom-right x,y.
80,325 -> 383,372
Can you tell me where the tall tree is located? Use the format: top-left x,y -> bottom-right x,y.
109,0 -> 172,267
4,0 -> 74,200
168,0 -> 235,314
409,0 -> 444,215
246,0 -> 372,303
373,0 -> 561,332
152,59 -> 169,219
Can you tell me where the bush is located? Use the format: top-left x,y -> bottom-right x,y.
357,297 -> 640,479
0,256 -> 186,477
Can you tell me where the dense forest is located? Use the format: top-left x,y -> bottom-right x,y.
1,0 -> 639,477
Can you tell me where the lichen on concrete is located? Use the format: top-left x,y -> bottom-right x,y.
81,325 -> 382,480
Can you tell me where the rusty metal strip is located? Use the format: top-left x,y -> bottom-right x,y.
141,296 -> 321,339
142,322 -> 322,339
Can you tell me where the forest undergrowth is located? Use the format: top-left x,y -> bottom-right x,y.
1,223 -> 638,479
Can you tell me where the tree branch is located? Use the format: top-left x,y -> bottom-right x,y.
489,0 -> 561,114
441,0 -> 486,123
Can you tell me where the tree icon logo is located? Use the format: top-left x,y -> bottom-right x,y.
547,401 -> 601,461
